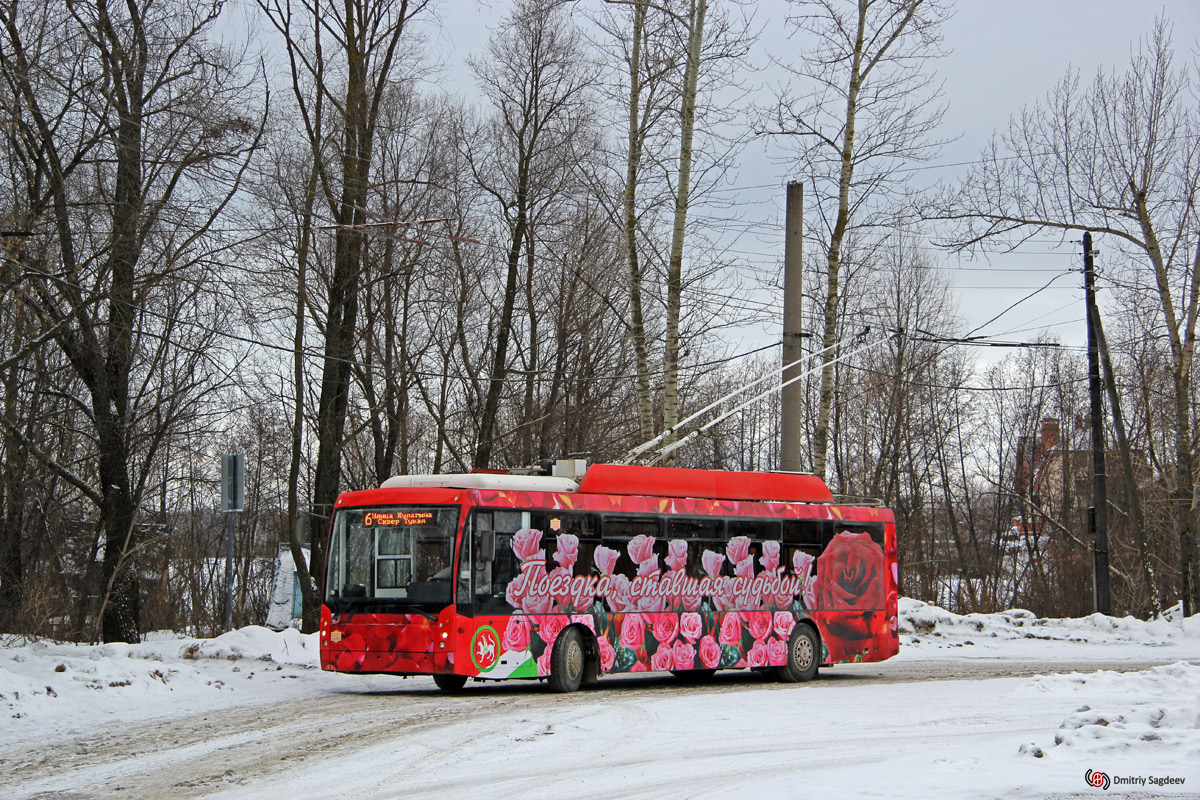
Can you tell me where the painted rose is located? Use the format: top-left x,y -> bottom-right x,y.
630,660 -> 648,673
548,566 -> 574,608
766,636 -> 788,666
597,636 -> 616,671
606,574 -> 634,612
734,556 -> 756,580
552,534 -> 579,570
726,536 -> 751,565
521,592 -> 554,615
803,574 -> 818,610
679,579 -> 703,612
636,558 -> 661,578
773,611 -> 796,640
816,531 -> 886,640
746,640 -> 770,668
570,614 -> 596,633
636,593 -> 666,614
505,580 -> 524,609
746,611 -> 772,642
594,545 -> 620,575
792,550 -> 815,579
698,635 -> 721,669
627,534 -> 656,564
536,648 -> 553,677
679,612 -> 703,642
511,528 -> 544,562
759,540 -> 781,572
651,613 -> 679,646
651,646 -> 675,672
502,615 -> 531,652
718,611 -> 742,646
664,539 -> 688,571
673,641 -> 696,670
701,550 -> 725,577
535,614 -> 568,647
619,612 -> 647,649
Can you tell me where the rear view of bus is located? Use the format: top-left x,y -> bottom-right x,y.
320,463 -> 899,692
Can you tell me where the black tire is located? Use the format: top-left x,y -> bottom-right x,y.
433,672 -> 468,692
548,627 -> 585,693
774,624 -> 819,683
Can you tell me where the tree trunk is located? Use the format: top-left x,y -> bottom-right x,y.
662,0 -> 707,453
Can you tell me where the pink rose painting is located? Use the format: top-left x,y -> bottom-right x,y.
594,545 -> 620,575
553,534 -> 579,570
719,612 -> 742,646
698,635 -> 721,669
627,534 -> 656,564
673,641 -> 696,670
679,612 -> 703,642
598,636 -> 616,671
502,616 -> 531,652
619,612 -> 646,649
760,540 -> 781,572
651,612 -> 679,646
701,550 -> 725,577
726,536 -> 751,565
511,528 -> 543,562
665,539 -> 688,571
651,647 -> 675,672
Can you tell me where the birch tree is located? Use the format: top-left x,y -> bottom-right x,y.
764,0 -> 948,481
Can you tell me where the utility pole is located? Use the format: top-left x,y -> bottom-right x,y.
781,182 -> 804,472
1083,231 -> 1111,614
221,453 -> 245,631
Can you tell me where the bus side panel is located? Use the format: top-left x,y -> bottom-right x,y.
810,517 -> 899,665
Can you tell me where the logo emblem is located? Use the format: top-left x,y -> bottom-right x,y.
471,625 -> 500,672
1085,770 -> 1110,790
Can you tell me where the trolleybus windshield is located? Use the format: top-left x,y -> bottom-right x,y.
325,505 -> 459,613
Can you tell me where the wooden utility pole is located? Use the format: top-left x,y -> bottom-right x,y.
1084,231 -> 1111,614
781,182 -> 804,472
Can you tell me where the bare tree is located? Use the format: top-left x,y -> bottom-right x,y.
929,18 -> 1200,614
763,0 -> 948,481
0,0 -> 263,641
258,0 -> 429,629
465,0 -> 593,469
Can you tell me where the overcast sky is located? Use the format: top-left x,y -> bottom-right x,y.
402,1 -> 1200,360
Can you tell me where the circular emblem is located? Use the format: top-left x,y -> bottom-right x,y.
470,625 -> 501,672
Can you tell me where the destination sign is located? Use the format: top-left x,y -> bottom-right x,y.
362,511 -> 435,527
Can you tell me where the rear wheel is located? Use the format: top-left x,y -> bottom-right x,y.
775,624 -> 819,683
433,672 -> 468,692
548,627 -> 585,693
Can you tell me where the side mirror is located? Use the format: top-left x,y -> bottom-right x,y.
479,529 -> 495,563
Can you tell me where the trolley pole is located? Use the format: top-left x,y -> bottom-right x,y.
781,182 -> 804,472
1083,232 -> 1111,615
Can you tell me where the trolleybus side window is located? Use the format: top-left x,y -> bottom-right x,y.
667,517 -> 724,577
835,521 -> 885,546
783,519 -> 823,578
602,515 -> 663,578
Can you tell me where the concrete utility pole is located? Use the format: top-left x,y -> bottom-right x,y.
1083,232 -> 1111,614
221,453 -> 245,631
781,182 -> 804,472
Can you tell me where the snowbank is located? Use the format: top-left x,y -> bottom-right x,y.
0,626 -> 319,734
898,597 -> 1200,661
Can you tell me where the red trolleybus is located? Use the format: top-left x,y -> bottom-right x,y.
320,463 -> 898,692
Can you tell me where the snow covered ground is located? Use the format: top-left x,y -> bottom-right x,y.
2,600 -> 1198,799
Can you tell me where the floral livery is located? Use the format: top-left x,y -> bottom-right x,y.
497,526 -> 894,677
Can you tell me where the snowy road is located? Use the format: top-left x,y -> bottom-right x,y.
4,601 -> 1198,799
4,656 -> 1198,800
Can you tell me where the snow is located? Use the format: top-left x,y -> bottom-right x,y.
2,603 -> 1199,799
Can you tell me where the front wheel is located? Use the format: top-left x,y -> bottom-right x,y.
433,672 -> 468,692
548,627 -> 585,693
775,624 -> 819,683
